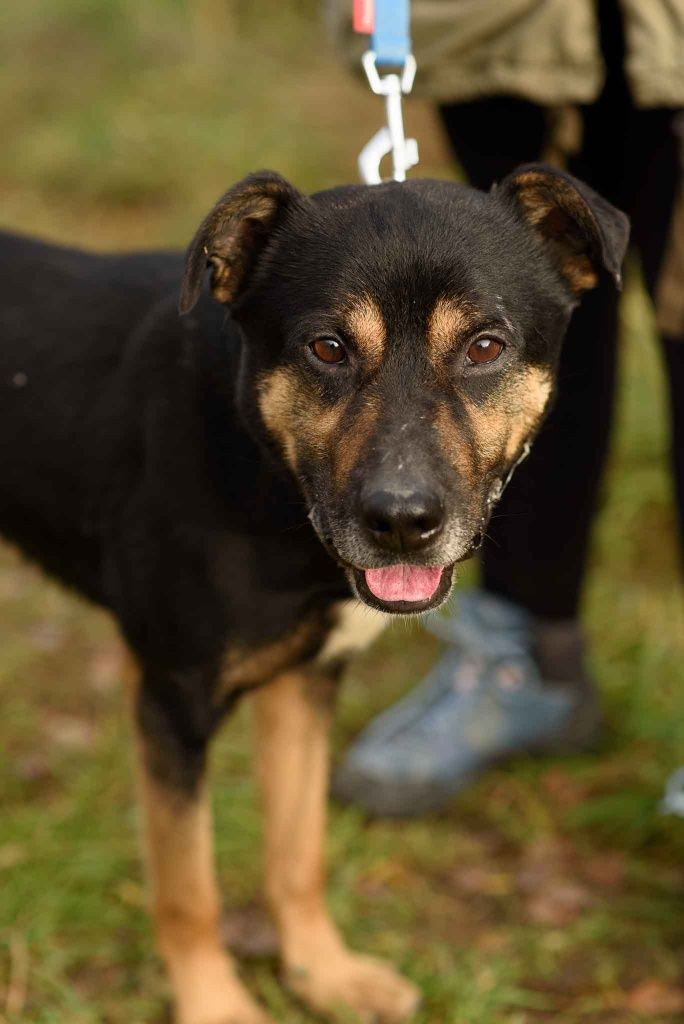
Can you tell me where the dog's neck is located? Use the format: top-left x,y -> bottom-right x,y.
192,309 -> 312,535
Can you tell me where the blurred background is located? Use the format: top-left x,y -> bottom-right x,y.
1,2 -> 683,1022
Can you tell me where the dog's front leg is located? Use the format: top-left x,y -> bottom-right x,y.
130,662 -> 276,1024
252,669 -> 420,1023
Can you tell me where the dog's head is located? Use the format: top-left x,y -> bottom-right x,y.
180,166 -> 628,614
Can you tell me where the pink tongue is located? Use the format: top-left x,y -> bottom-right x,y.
364,565 -> 443,603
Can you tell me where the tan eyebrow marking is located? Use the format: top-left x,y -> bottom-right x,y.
426,296 -> 481,362
344,296 -> 386,368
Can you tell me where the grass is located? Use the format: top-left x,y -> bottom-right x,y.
1,2 -> 684,1022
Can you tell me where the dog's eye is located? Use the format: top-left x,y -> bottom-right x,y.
466,337 -> 504,366
310,337 -> 346,365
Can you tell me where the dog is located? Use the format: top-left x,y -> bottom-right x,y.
0,164 -> 628,1024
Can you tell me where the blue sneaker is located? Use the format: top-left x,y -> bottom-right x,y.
332,589 -> 602,816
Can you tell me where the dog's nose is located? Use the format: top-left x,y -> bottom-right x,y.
361,489 -> 444,552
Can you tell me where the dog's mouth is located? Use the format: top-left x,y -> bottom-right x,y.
307,504 -> 457,613
351,563 -> 455,614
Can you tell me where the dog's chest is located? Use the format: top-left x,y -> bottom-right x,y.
218,599 -> 387,699
316,600 -> 388,669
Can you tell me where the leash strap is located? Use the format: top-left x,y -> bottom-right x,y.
354,0 -> 418,183
364,0 -> 411,68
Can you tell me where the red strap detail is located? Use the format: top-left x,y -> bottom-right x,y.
353,0 -> 374,34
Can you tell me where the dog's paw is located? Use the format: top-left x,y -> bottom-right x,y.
176,979 -> 278,1024
285,950 -> 420,1023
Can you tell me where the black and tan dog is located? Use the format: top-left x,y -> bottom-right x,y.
0,165 -> 627,1024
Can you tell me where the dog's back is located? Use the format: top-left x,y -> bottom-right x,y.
0,231 -> 183,600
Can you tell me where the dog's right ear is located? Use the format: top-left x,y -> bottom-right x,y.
179,171 -> 303,314
496,164 -> 629,294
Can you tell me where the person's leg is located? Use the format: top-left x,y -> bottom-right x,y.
438,96 -> 547,188
627,107 -> 684,561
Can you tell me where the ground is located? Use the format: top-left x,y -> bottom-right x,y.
1,2 -> 684,1023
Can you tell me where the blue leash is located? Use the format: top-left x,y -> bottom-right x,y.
371,0 -> 411,67
353,0 -> 410,66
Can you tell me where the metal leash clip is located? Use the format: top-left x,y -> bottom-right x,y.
358,50 -> 419,184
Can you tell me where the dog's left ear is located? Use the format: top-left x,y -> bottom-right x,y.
179,171 -> 303,314
497,164 -> 629,294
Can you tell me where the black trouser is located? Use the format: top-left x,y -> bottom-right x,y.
439,4 -> 684,620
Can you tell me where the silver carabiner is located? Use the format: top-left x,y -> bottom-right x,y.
358,51 -> 419,185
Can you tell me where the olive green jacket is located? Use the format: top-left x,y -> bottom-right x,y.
327,0 -> 684,107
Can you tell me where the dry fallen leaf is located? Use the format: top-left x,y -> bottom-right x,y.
624,979 -> 684,1015
525,881 -> 594,926
42,712 -> 97,751
516,838 -> 593,925
516,837 -> 575,891
540,768 -> 590,810
582,852 -> 626,889
451,864 -> 513,897
12,751 -> 52,783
